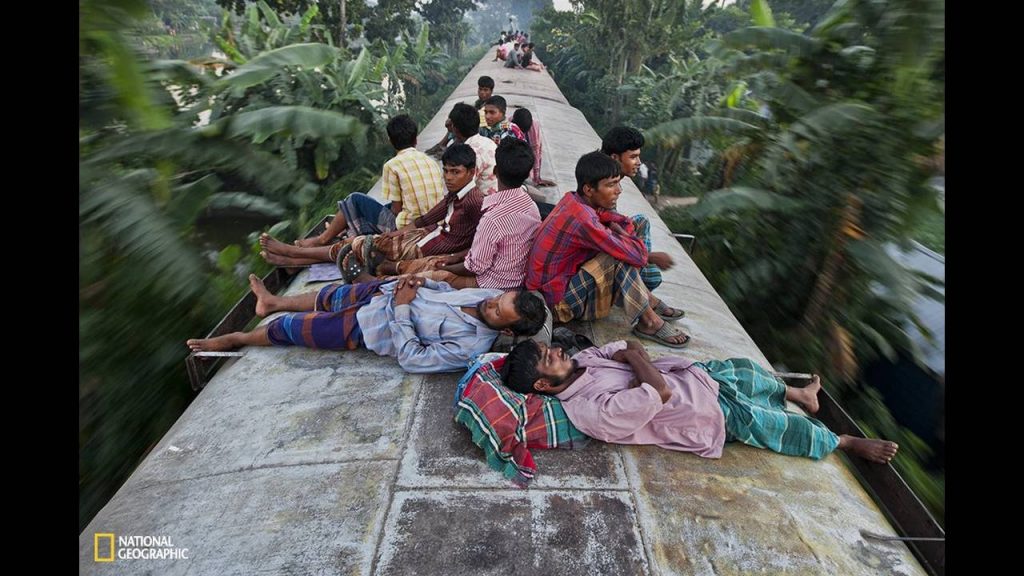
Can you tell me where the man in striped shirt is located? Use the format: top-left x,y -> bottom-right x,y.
390,138 -> 542,290
295,114 -> 445,247
186,274 -> 548,374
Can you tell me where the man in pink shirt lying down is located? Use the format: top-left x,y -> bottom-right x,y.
501,339 -> 899,464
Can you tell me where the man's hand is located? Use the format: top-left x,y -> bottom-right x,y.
624,340 -> 651,362
611,348 -> 633,363
613,342 -> 671,403
607,221 -> 628,236
393,276 -> 424,306
647,251 -> 674,270
433,255 -> 459,269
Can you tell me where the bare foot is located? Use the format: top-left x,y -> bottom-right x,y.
294,235 -> 327,248
261,250 -> 284,266
260,250 -> 304,268
260,233 -> 301,256
187,333 -> 244,352
838,435 -> 899,464
794,375 -> 822,414
248,273 -> 276,317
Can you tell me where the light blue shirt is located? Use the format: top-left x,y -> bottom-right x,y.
356,279 -> 504,373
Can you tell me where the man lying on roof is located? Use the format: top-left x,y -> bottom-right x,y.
502,339 -> 899,464
186,274 -> 546,374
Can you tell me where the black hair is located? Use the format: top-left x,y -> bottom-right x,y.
600,126 -> 645,156
484,95 -> 507,114
494,138 -> 534,189
441,142 -> 476,170
502,340 -> 545,395
386,114 -> 418,150
448,102 -> 480,139
575,151 -> 622,194
511,108 -> 533,134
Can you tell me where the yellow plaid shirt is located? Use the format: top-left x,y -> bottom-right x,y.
381,147 -> 446,227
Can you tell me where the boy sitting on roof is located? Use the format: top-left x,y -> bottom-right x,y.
600,126 -> 669,295
258,144 -> 484,271
525,152 -> 689,348
479,96 -> 525,145
366,138 -> 542,291
296,114 -> 445,248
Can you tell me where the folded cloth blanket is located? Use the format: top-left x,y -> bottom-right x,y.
453,353 -> 589,486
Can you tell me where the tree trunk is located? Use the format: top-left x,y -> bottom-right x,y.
339,0 -> 347,48
801,193 -> 863,332
612,52 -> 626,125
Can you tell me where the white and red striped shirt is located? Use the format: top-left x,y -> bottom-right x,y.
465,186 -> 541,289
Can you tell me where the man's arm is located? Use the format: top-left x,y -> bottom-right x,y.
605,221 -> 673,270
391,306 -> 473,373
377,223 -> 417,244
612,348 -> 671,403
581,214 -> 648,268
431,249 -> 471,276
463,222 -> 500,276
414,195 -> 450,228
389,277 -> 465,372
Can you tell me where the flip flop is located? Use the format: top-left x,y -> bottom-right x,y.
362,235 -> 386,276
336,243 -> 363,283
653,300 -> 685,322
632,323 -> 691,349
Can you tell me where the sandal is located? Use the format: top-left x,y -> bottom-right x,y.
653,300 -> 685,322
336,243 -> 364,284
632,323 -> 691,349
362,235 -> 387,276
552,327 -> 597,357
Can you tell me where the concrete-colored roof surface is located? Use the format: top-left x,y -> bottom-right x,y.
80,53 -> 927,575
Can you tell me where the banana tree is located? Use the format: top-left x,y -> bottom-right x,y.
646,0 -> 945,388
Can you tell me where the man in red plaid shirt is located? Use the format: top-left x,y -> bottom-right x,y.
525,152 -> 689,348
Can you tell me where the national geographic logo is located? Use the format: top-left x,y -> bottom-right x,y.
94,533 -> 189,562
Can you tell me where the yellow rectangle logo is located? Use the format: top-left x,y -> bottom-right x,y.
94,533 -> 115,562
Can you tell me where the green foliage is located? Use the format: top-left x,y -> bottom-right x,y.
81,0 -> 480,531
216,0 -> 369,46
540,0 -> 945,522
415,0 -> 478,56
364,0 -> 418,44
